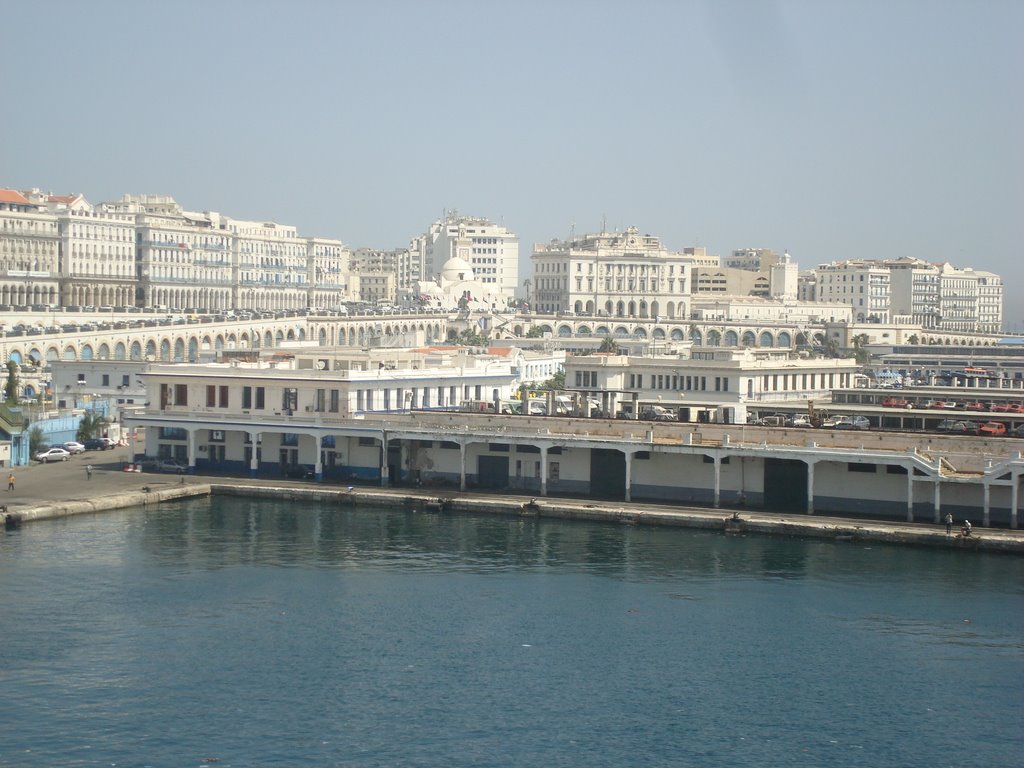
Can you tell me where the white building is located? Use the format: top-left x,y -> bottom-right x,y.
564,347 -> 860,423
531,226 -> 693,319
815,260 -> 892,323
26,192 -> 137,308
412,212 -> 519,303
0,189 -> 60,307
133,349 -> 516,478
819,257 -> 1003,333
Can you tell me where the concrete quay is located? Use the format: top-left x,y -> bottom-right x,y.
2,448 -> 1022,553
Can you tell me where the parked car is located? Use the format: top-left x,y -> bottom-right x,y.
962,401 -> 987,412
881,397 -> 912,408
146,458 -> 186,473
834,416 -> 871,430
283,464 -> 315,480
936,420 -> 980,435
978,422 -> 1007,437
83,437 -> 116,450
785,415 -> 812,428
62,441 -> 87,454
35,447 -> 71,463
821,415 -> 851,428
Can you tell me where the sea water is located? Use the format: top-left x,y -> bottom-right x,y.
0,497 -> 1021,767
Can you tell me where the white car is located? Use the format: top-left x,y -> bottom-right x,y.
35,447 -> 71,463
62,441 -> 87,454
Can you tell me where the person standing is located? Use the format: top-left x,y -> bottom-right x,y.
86,465 -> 93,480
7,473 -> 14,491
945,512 -> 953,535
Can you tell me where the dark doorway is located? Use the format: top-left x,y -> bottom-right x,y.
477,455 -> 510,488
387,445 -> 402,486
590,448 -> 626,500
763,458 -> 808,511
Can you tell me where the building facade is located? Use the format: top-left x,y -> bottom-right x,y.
0,189 -> 60,307
531,226 -> 693,319
411,212 -> 519,303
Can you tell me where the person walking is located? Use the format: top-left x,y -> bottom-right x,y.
7,473 -> 14,491
86,464 -> 93,480
945,512 -> 953,535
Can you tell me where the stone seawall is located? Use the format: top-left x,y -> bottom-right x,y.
5,481 -> 1021,555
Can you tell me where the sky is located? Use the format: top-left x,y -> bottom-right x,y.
3,0 -> 1022,327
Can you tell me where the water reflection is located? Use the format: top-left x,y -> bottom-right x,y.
131,497 -> 1024,595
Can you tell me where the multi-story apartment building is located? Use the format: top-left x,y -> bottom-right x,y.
826,257 -> 1003,333
411,211 -> 519,302
103,194 -> 351,313
24,191 -> 137,308
0,189 -> 60,307
308,237 -> 351,311
531,226 -> 692,318
815,260 -> 892,323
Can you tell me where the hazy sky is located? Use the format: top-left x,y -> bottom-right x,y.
3,1 -> 1021,327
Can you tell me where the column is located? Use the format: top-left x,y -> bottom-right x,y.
380,434 -> 389,487
248,431 -> 260,478
933,480 -> 941,524
186,428 -> 198,474
314,435 -> 323,482
806,459 -> 815,515
459,442 -> 467,492
1011,472 -> 1019,530
906,469 -> 914,522
982,482 -> 991,528
540,446 -> 548,497
713,455 -> 721,508
624,449 -> 633,503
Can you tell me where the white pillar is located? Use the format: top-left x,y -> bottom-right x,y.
459,442 -> 467,492
380,433 -> 389,487
983,482 -> 991,528
1011,472 -> 1019,530
933,480 -> 941,524
806,460 -> 815,515
540,447 -> 548,497
248,431 -> 260,477
906,469 -> 914,522
187,428 -> 197,473
624,450 -> 633,503
713,455 -> 721,508
314,435 -> 323,482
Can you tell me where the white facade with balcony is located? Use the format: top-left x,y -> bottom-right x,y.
0,189 -> 60,307
413,212 -> 519,303
531,226 -> 694,319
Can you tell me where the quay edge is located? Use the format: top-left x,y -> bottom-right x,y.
4,482 -> 1021,555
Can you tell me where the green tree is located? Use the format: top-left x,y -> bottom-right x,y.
851,333 -> 871,365
76,411 -> 110,442
907,334 -> 920,345
598,336 -> 618,353
4,360 -> 19,405
453,328 -> 488,347
29,425 -> 46,454
525,325 -> 545,338
539,370 -> 565,391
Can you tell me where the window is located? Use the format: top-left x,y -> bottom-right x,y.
219,385 -> 228,407
101,374 -> 110,386
329,389 -> 340,413
174,384 -> 188,406
282,387 -> 299,411
207,385 -> 217,407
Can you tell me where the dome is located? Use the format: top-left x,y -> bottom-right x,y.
441,255 -> 474,282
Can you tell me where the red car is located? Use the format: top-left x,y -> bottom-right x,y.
962,401 -> 987,412
882,397 -> 911,408
979,422 -> 1007,436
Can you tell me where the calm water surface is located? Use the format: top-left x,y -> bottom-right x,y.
0,498 -> 1021,767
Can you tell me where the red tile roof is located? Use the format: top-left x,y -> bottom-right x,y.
47,194 -> 77,204
0,189 -> 31,205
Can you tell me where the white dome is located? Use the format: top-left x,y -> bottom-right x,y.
441,256 -> 474,282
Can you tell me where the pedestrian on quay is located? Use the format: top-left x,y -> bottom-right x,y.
945,512 -> 953,535
86,464 -> 93,480
963,519 -> 972,537
7,473 -> 14,491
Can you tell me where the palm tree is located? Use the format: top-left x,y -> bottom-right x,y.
77,411 -> 110,442
598,336 -> 618,353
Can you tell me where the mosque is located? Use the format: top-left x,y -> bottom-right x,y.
416,254 -> 505,312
